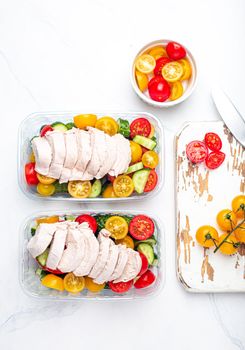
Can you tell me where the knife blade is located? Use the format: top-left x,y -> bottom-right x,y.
211,86 -> 245,147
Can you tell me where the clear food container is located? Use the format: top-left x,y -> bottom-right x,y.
19,210 -> 164,300
18,111 -> 164,202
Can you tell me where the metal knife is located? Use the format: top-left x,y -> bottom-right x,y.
211,86 -> 245,147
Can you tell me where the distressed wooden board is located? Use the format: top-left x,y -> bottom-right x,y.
176,121 -> 245,292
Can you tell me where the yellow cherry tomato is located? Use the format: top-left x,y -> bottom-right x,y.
232,195 -> 245,219
85,276 -> 105,293
29,152 -> 35,162
149,46 -> 167,59
37,173 -> 56,185
216,209 -> 237,231
64,273 -> 85,293
142,151 -> 159,169
113,175 -> 134,198
135,54 -> 156,74
234,224 -> 245,243
73,114 -> 97,129
105,216 -> 128,239
36,215 -> 59,224
148,124 -> 155,139
170,81 -> 184,101
179,58 -> 192,81
135,70 -> 148,92
196,225 -> 219,248
68,180 -> 91,198
130,140 -> 143,163
116,235 -> 134,249
37,183 -> 55,196
102,184 -> 117,198
162,61 -> 183,82
95,117 -> 118,136
218,233 -> 238,255
41,274 -> 64,291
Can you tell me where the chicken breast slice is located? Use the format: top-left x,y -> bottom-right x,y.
59,130 -> 78,184
109,244 -> 128,281
73,223 -> 99,276
113,249 -> 142,283
57,222 -> 86,273
70,129 -> 92,180
108,134 -> 131,177
31,137 -> 52,176
27,223 -> 57,258
46,222 -> 68,270
46,131 -> 66,179
88,229 -> 111,279
95,133 -> 117,179
93,242 -> 119,284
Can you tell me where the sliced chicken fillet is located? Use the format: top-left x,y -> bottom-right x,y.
59,130 -> 78,183
113,249 -> 142,283
109,134 -> 131,177
46,222 -> 68,270
95,133 -> 117,179
89,229 -> 111,279
93,243 -> 119,284
46,131 -> 66,179
109,244 -> 128,281
27,223 -> 57,258
31,137 -> 52,176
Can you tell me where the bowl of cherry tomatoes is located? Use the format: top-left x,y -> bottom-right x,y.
131,39 -> 197,108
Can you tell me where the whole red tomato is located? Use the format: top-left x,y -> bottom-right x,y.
25,162 -> 39,185
134,270 -> 156,289
148,76 -> 170,102
166,41 -> 186,60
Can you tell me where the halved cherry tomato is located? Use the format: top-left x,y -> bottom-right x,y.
29,152 -> 35,162
232,195 -> 245,219
204,132 -> 222,151
148,124 -> 155,138
43,266 -> 63,275
186,141 -> 208,163
37,183 -> 55,196
75,214 -> 97,233
36,216 -> 59,224
216,209 -> 237,231
162,62 -> 183,83
64,273 -> 85,293
135,54 -> 156,74
134,270 -> 156,289
196,225 -> 219,248
148,76 -> 170,102
109,280 -> 133,293
40,125 -> 53,137
166,41 -> 186,60
102,184 -> 118,198
138,252 -> 148,276
107,175 -> 116,183
113,175 -> 134,197
129,215 -> 154,240
153,57 -> 172,76
37,173 -> 56,185
218,233 -> 239,255
25,162 -> 39,185
68,180 -> 91,198
234,225 -> 245,243
85,277 -> 105,292
179,58 -> 192,80
205,151 -> 225,169
95,117 -> 118,136
135,70 -> 148,92
149,46 -> 167,59
73,114 -> 97,129
41,274 -> 64,291
130,118 -> 151,138
142,151 -> 159,169
116,235 -> 134,249
170,81 -> 184,101
144,169 -> 158,192
130,140 -> 143,163
105,216 -> 128,239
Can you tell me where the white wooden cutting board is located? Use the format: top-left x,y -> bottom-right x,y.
176,121 -> 245,292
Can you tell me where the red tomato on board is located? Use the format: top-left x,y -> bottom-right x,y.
186,141 -> 208,163
138,252 -> 149,276
144,169 -> 158,193
109,280 -> 133,293
205,151 -> 225,169
134,270 -> 156,289
129,215 -> 155,240
40,125 -> 53,137
130,118 -> 151,138
154,57 -> 172,76
204,132 -> 222,152
25,162 -> 39,185
75,214 -> 97,233
148,76 -> 170,102
166,41 -> 186,60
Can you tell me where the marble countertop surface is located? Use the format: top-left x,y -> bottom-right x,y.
0,0 -> 244,349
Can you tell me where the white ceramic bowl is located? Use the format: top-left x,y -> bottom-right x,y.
131,39 -> 198,108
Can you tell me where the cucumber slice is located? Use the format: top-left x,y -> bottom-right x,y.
36,248 -> 49,267
126,162 -> 143,174
134,236 -> 157,247
133,135 -> 156,150
65,122 -> 75,130
64,215 -> 76,221
137,243 -> 154,265
36,268 -> 48,280
51,122 -> 68,132
89,179 -> 102,198
132,169 -> 150,194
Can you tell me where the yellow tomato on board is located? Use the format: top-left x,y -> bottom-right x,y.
196,225 -> 219,248
218,233 -> 239,255
234,225 -> 245,243
216,209 -> 237,231
232,195 -> 245,219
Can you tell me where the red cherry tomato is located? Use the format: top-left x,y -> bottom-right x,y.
138,252 -> 148,276
144,169 -> 158,193
25,162 -> 39,185
134,270 -> 156,289
204,132 -> 222,152
109,280 -> 133,293
154,57 -> 172,76
75,214 -> 97,233
40,125 -> 53,137
43,266 -> 63,275
166,41 -> 186,60
186,141 -> 208,164
205,151 -> 225,169
130,118 -> 151,138
129,215 -> 154,240
148,76 -> 170,102
107,175 -> 116,183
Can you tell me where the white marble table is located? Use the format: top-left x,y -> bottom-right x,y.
0,0 -> 244,349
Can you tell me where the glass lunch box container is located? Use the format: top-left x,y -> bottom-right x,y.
19,210 -> 165,301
